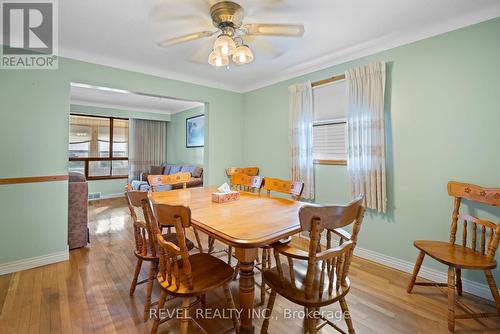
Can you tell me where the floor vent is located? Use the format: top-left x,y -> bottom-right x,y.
88,192 -> 102,200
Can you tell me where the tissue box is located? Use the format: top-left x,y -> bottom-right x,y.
212,191 -> 240,203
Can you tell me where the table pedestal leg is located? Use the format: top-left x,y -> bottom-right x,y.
235,248 -> 258,334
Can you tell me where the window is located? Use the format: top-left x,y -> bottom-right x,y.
312,78 -> 347,165
69,115 -> 129,180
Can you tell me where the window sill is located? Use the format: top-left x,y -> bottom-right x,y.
87,175 -> 128,181
314,159 -> 347,166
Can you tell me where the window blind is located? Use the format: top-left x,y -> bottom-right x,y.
312,79 -> 348,162
312,122 -> 347,160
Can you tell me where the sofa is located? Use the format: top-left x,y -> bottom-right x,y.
138,164 -> 203,190
68,172 -> 89,249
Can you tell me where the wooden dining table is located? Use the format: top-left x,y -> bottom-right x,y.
149,186 -> 304,334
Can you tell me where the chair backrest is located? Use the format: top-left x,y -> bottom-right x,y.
275,196 -> 365,300
148,200 -> 194,290
263,177 -> 304,200
230,173 -> 263,193
448,181 -> 500,260
125,190 -> 158,258
226,167 -> 260,178
147,172 -> 191,191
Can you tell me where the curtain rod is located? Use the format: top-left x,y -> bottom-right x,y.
311,74 -> 346,88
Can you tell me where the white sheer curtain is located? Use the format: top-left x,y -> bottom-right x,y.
289,81 -> 314,200
345,62 -> 387,212
128,119 -> 166,181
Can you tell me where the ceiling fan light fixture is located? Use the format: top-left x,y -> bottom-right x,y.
232,44 -> 253,65
208,50 -> 229,67
213,34 -> 236,56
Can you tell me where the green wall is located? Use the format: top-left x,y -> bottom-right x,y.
242,18 -> 500,284
167,106 -> 205,166
0,58 -> 243,264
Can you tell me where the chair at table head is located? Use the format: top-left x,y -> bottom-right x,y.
147,172 -> 191,192
226,167 -> 259,186
263,177 -> 304,201
230,173 -> 263,193
261,195 -> 365,334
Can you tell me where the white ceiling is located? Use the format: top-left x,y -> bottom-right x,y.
60,0 -> 500,93
70,83 -> 203,114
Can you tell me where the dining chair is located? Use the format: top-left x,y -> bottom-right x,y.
230,173 -> 263,193
149,201 -> 241,334
407,181 -> 500,332
226,167 -> 260,186
257,177 -> 305,304
147,172 -> 191,192
126,190 -> 193,321
260,195 -> 365,334
263,177 -> 304,201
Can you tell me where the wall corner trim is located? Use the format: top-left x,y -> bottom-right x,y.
0,250 -> 69,276
354,247 -> 493,301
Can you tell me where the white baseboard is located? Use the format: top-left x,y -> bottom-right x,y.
101,193 -> 125,200
354,246 -> 494,301
88,193 -> 124,201
0,250 -> 69,276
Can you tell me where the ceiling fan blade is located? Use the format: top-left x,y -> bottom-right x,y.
243,24 -> 305,37
157,31 -> 215,47
189,40 -> 214,64
243,35 -> 283,58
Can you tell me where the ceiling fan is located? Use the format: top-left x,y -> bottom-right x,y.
156,1 -> 305,67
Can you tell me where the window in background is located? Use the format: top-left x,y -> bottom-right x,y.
312,79 -> 347,165
68,115 -> 129,180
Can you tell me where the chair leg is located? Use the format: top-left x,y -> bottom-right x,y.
484,270 -> 500,313
223,283 -> 240,334
208,236 -> 215,253
130,258 -> 143,296
144,261 -> 157,321
200,294 -> 207,310
233,262 -> 240,280
260,290 -> 276,334
407,251 -> 425,293
193,227 -> 203,253
260,249 -> 267,305
447,266 -> 455,332
180,297 -> 191,334
151,290 -> 167,334
455,268 -> 462,296
307,307 -> 318,334
228,246 -> 233,266
303,306 -> 309,334
339,297 -> 355,334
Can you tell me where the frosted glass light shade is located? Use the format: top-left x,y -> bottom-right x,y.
208,51 -> 229,67
213,35 -> 236,56
232,45 -> 254,65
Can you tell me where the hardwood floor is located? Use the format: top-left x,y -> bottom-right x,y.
0,197 -> 499,333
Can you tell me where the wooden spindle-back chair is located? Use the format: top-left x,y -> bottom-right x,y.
125,190 -> 162,321
226,166 -> 259,179
230,173 -> 263,193
148,201 -> 240,334
147,172 -> 191,192
263,177 -> 304,201
407,181 -> 500,332
260,195 -> 365,334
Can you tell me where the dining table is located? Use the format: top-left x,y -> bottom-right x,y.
149,186 -> 304,334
